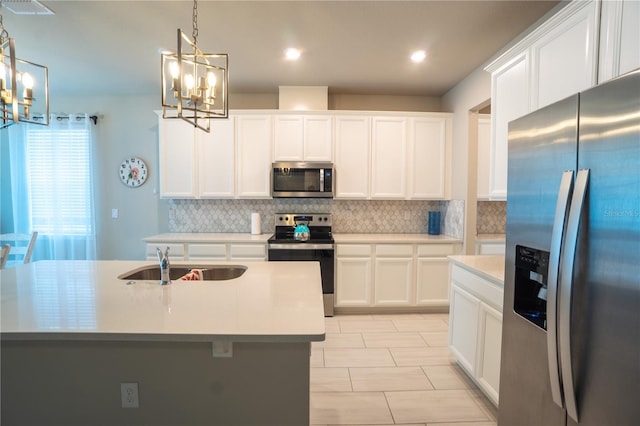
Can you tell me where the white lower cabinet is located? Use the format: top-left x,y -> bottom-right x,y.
416,257 -> 450,306
476,302 -> 503,404
336,242 -> 461,309
449,261 -> 503,406
335,245 -> 372,307
374,245 -> 413,306
449,285 -> 481,374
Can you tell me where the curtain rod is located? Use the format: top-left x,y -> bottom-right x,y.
32,114 -> 99,125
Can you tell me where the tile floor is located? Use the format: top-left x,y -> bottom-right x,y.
310,313 -> 498,426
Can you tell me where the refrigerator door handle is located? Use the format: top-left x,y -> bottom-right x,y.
559,168 -> 590,423
547,170 -> 575,408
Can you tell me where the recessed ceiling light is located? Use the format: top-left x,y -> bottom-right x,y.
285,48 -> 301,61
410,50 -> 427,63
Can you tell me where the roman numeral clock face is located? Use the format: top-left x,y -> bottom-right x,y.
119,157 -> 148,188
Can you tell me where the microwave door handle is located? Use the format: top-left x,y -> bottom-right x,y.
558,168 -> 589,423
547,170 -> 574,409
320,169 -> 325,192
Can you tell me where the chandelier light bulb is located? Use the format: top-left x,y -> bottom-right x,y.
169,61 -> 180,79
207,71 -> 216,88
185,74 -> 195,89
22,72 -> 34,89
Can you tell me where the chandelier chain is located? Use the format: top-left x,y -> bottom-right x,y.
192,0 -> 199,46
0,1 -> 9,43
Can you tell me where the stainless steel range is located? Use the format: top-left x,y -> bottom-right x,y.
267,213 -> 334,316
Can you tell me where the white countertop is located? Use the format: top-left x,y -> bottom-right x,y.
448,255 -> 506,285
334,233 -> 462,244
144,232 -> 462,245
144,233 -> 271,244
0,260 -> 325,343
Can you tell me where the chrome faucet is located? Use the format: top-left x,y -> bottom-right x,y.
157,246 -> 171,285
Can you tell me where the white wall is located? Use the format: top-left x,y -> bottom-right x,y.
441,67 -> 492,253
51,94 -> 167,260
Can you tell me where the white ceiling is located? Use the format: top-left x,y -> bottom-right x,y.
2,0 -> 562,98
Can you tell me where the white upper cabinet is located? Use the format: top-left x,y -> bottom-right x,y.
273,114 -> 333,162
159,116 -> 236,199
198,118 -> 236,198
236,115 -> 273,198
485,0 -> 600,201
599,0 -> 640,83
408,116 -> 452,200
530,0 -> 599,109
273,115 -> 303,160
477,114 -> 491,200
159,110 -> 451,201
489,52 -> 530,200
334,115 -> 371,199
370,117 -> 408,199
158,117 -> 198,198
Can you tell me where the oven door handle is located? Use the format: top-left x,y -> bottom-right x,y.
269,243 -> 334,250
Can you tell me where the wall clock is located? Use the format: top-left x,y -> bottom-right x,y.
119,157 -> 148,188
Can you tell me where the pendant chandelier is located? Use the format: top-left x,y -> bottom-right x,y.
161,0 -> 228,133
0,1 -> 49,129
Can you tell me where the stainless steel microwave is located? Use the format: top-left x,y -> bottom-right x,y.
271,162 -> 334,198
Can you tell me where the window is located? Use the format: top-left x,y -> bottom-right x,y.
26,124 -> 94,236
3,113 -> 97,261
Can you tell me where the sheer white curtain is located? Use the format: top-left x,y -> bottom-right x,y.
6,114 -> 97,261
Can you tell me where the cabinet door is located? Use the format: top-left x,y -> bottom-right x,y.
408,117 -> 450,199
336,257 -> 372,306
449,284 -> 480,374
490,52 -> 529,200
476,302 -> 503,405
303,116 -> 333,161
236,115 -> 272,198
415,257 -> 450,306
334,116 -> 370,199
374,257 -> 413,306
531,0 -> 598,109
371,117 -> 407,199
599,0 -> 640,83
198,117 -> 236,198
273,115 -> 304,161
477,115 -> 491,200
158,118 -> 197,198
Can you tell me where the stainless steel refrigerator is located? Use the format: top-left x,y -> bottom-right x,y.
499,68 -> 640,426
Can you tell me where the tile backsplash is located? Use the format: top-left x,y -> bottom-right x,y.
477,201 -> 506,234
168,199 -> 465,239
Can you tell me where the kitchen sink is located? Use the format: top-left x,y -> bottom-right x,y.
118,265 -> 247,281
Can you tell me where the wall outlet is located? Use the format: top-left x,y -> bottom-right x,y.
111,208 -> 119,219
120,382 -> 139,408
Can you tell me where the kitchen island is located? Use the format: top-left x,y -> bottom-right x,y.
1,260 -> 325,426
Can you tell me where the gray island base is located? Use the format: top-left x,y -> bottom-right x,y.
1,260 -> 325,426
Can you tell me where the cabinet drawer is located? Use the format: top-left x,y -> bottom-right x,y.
451,264 -> 503,310
337,244 -> 371,257
147,243 -> 185,258
188,244 -> 226,258
417,244 -> 458,257
375,244 -> 413,257
230,244 -> 266,258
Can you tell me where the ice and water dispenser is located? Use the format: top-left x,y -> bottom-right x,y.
514,245 -> 550,330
